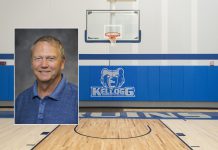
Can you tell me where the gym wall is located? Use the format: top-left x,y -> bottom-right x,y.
0,0 -> 218,107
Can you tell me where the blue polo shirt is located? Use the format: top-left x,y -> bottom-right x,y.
15,75 -> 78,124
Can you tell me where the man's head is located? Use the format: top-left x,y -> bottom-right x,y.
31,35 -> 65,84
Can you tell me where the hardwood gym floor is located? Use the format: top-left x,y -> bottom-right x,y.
0,108 -> 218,150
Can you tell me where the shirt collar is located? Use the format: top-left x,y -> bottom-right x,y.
32,74 -> 67,101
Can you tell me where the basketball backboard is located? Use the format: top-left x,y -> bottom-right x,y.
85,10 -> 141,43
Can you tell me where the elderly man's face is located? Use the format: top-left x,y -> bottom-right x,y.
31,41 -> 65,83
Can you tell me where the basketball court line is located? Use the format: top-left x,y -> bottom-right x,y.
33,119 -> 191,150
33,111 -> 217,149
0,118 -> 57,150
74,122 -> 151,139
159,120 -> 193,150
161,119 -> 218,150
1,109 -> 217,149
30,125 -> 60,149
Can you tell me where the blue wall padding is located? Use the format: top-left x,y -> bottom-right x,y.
79,66 -> 218,101
0,66 -> 14,101
1,65 -> 218,102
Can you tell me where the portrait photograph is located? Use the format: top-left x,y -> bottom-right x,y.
15,29 -> 78,124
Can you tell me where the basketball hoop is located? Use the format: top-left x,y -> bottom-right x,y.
105,32 -> 120,46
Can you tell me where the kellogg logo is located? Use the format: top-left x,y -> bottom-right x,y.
91,68 -> 135,97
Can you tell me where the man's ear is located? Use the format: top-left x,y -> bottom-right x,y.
61,59 -> 65,70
